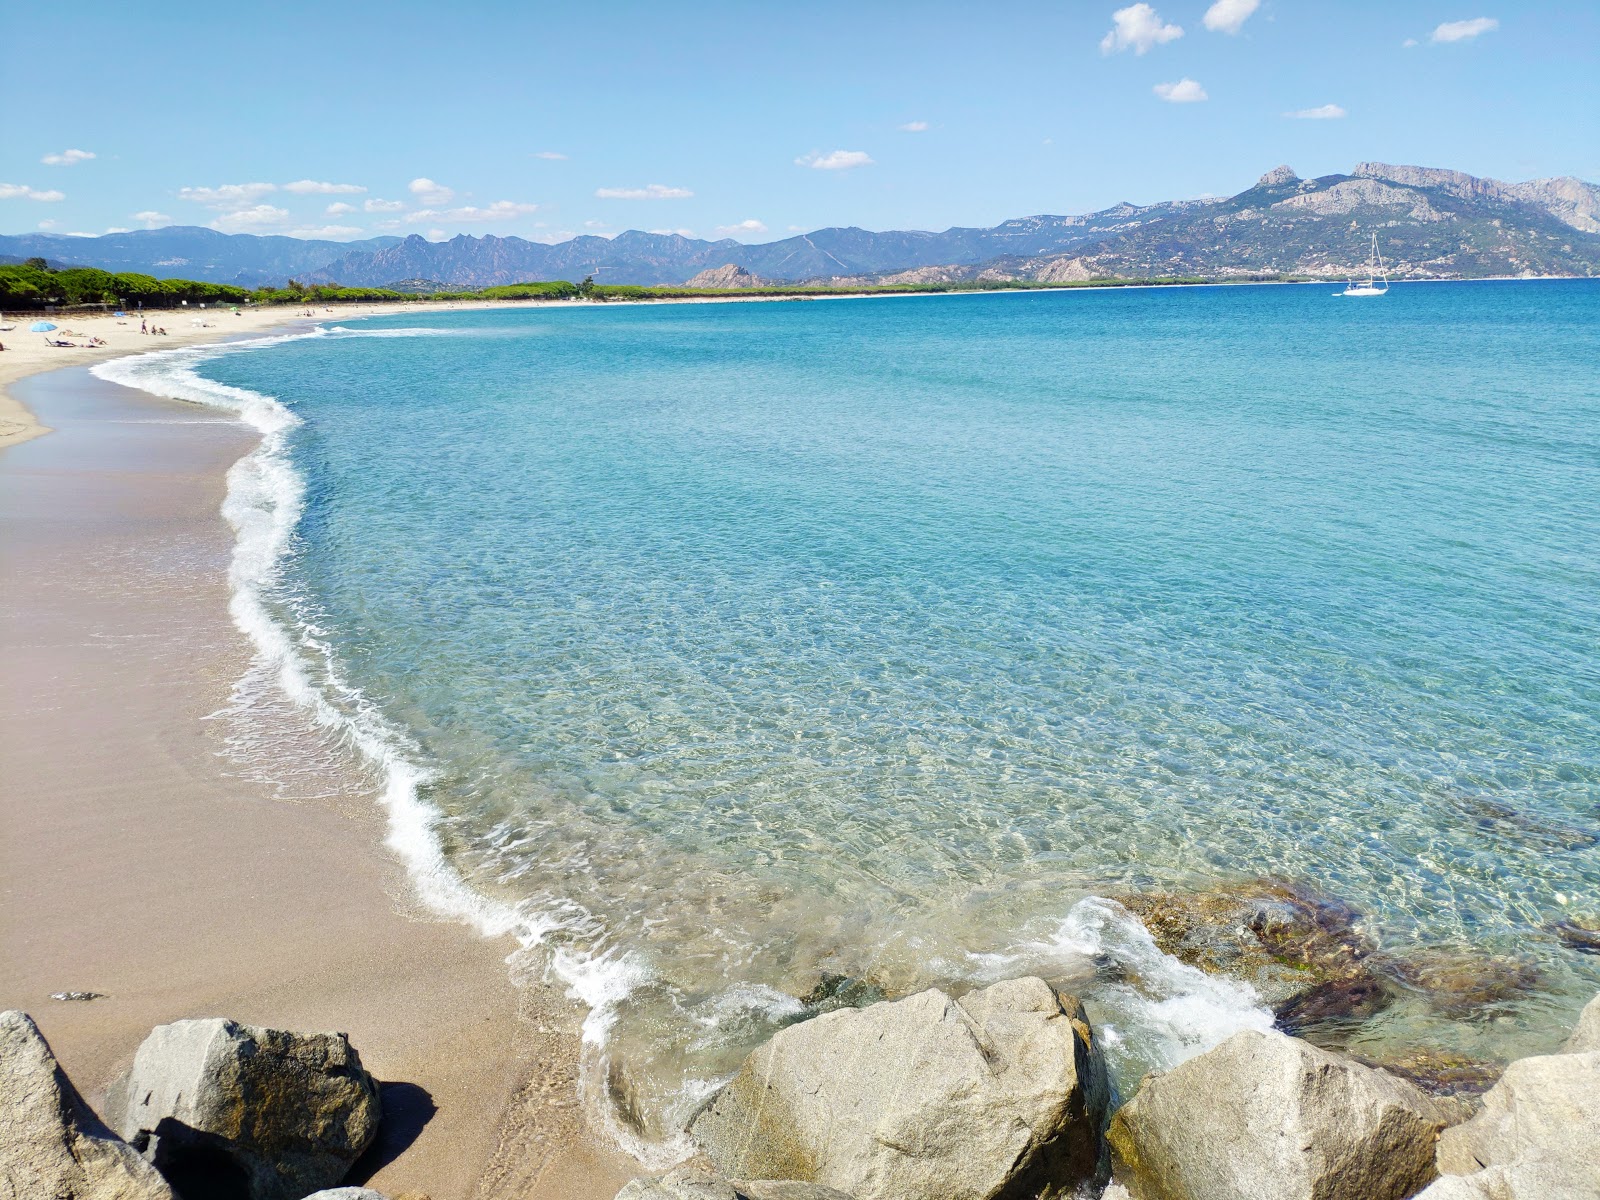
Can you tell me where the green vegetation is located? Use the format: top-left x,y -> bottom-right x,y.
0,263 -> 251,308
1,259 -> 1274,313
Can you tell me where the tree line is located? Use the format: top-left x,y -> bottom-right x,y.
1,258 -> 1230,311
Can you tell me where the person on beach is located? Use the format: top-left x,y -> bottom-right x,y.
141,317 -> 147,334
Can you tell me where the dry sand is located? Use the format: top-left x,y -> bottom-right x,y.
0,308 -> 641,1199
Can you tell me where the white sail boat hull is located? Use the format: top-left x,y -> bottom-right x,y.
1337,233 -> 1390,296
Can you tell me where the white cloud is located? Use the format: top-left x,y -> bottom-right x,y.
714,219 -> 769,237
178,182 -> 277,209
41,148 -> 95,166
133,210 -> 172,226
1154,78 -> 1208,102
105,226 -> 130,234
326,201 -> 358,215
288,224 -> 367,240
210,204 -> 291,232
796,150 -> 874,170
63,231 -> 96,238
426,228 -> 450,241
283,179 -> 366,195
1100,4 -> 1183,54
405,200 -> 539,224
898,121 -> 929,132
1403,37 -> 1419,47
0,183 -> 66,201
1202,0 -> 1258,34
408,177 -> 456,205
583,219 -> 609,229
1285,103 -> 1347,119
364,198 -> 406,213
648,228 -> 695,237
595,183 -> 695,199
534,151 -> 568,160
38,218 -> 58,229
1432,17 -> 1498,42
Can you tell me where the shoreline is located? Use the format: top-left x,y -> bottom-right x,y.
0,327 -> 639,1196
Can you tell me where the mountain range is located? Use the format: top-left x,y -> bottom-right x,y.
5,163 -> 1597,289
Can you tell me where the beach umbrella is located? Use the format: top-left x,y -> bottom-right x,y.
30,321 -> 57,332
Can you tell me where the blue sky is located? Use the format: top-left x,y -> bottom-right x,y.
3,1 -> 1595,244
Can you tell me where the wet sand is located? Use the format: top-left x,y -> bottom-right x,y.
0,364 -> 637,1198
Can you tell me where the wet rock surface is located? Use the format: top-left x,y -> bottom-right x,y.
1549,917 -> 1600,955
1117,879 -> 1550,1054
1115,879 -> 1395,1038
1350,1047 -> 1501,1104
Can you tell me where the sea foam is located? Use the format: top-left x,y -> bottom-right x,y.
90,333 -> 658,1106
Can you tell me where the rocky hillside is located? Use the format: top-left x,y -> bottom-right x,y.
5,163 -> 1595,288
684,264 -> 767,288
894,164 -> 1600,285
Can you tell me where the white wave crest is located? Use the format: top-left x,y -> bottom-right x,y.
976,896 -> 1275,1077
90,332 -> 657,1121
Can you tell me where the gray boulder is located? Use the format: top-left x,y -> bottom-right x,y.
616,1165 -> 855,1200
105,1017 -> 381,1200
1435,1050 -> 1599,1179
689,976 -> 1110,1200
1411,1159 -> 1600,1199
0,1009 -> 176,1200
1107,1028 -> 1449,1200
1562,993 -> 1600,1054
302,1191 -> 391,1199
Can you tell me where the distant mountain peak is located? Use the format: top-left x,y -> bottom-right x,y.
685,264 -> 765,289
1257,165 -> 1300,187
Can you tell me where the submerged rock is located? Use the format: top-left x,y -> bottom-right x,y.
1377,949 -> 1544,1019
105,1017 -> 381,1200
1550,918 -> 1600,955
1116,879 -> 1394,1038
1351,1046 -> 1501,1102
689,976 -> 1111,1200
0,1009 -> 176,1200
1107,1028 -> 1449,1200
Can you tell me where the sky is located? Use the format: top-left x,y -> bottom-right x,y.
3,1 -> 1596,246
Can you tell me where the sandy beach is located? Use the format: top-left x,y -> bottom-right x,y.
0,305 -> 639,1199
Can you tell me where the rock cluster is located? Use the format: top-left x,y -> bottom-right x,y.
614,978 -> 1599,1200
1,1009 -> 382,1200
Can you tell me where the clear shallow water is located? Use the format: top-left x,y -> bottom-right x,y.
99,283 -> 1600,1152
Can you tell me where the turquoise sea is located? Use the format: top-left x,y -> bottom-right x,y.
98,281 -> 1600,1152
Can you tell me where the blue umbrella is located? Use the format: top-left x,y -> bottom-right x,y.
31,321 -> 57,332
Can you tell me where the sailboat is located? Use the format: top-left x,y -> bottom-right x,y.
1338,233 -> 1389,296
